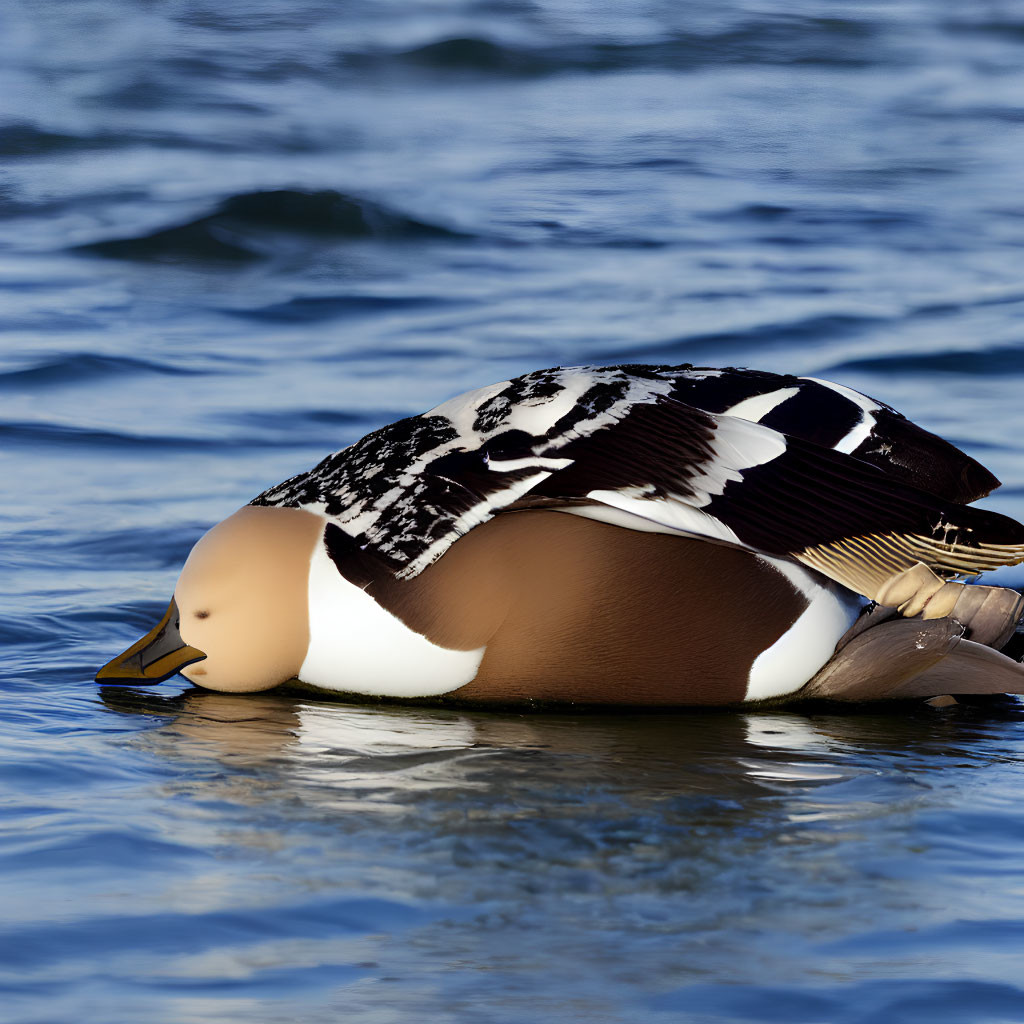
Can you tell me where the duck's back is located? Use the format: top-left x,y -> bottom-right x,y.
256,363 -> 1024,611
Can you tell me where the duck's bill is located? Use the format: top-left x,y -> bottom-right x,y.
95,598 -> 206,684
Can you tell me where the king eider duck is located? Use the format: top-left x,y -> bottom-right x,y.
97,363 -> 1024,705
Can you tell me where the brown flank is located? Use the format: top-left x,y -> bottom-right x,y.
365,510 -> 808,705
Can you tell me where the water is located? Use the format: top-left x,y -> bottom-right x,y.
4,1 -> 1024,1020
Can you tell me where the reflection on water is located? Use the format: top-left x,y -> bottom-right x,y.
2,688 -> 994,1021
2,682 -> 1024,1022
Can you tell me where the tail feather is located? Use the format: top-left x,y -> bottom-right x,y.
800,616 -> 1024,702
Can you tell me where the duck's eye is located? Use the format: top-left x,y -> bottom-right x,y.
194,610 -> 211,620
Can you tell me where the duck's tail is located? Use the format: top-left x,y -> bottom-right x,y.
799,585 -> 1024,701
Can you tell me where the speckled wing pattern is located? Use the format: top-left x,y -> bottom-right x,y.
252,363 -> 1024,598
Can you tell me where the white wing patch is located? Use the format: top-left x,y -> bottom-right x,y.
429,380 -> 511,434
722,386 -> 800,423
686,414 -> 787,508
583,491 -> 745,546
801,375 -> 879,454
575,412 -> 787,547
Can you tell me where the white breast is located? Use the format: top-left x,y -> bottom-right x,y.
299,538 -> 486,697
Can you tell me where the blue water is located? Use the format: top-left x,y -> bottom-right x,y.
5,1 -> 1024,1021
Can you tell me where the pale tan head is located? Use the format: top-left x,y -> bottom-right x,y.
176,506 -> 322,692
97,505 -> 323,693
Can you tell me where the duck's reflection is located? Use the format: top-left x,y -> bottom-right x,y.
99,685 -> 1022,809
94,683 -> 1024,954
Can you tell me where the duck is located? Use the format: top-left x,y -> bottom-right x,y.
96,363 -> 1024,705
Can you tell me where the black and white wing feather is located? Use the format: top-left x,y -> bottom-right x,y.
252,364 -> 1024,599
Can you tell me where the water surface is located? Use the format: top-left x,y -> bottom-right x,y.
4,1 -> 1024,1021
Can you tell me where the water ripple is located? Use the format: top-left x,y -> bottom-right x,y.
827,345 -> 1024,376
650,980 -> 1024,1023
0,353 -> 206,389
0,897 -> 431,967
75,189 -> 471,263
348,20 -> 884,78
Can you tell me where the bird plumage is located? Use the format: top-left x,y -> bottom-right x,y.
97,363 -> 1024,705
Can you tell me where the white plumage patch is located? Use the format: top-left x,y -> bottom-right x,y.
300,536 -> 485,697
684,414 -> 787,508
583,490 -> 745,546
745,557 -> 864,701
800,375 -> 879,454
722,386 -> 800,423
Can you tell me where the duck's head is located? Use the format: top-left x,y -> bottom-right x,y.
96,506 -> 322,693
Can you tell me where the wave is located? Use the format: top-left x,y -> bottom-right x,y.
214,408 -> 377,449
225,293 -> 451,324
605,312 -> 887,362
0,896 -> 429,967
826,345 -> 1024,376
0,415 -> 366,453
0,353 -> 205,390
345,21 -> 880,78
0,421 -> 220,451
221,408 -> 374,431
75,189 -> 468,263
704,202 -> 925,231
68,528 -> 206,571
650,979 -> 1024,1022
0,122 -> 117,158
